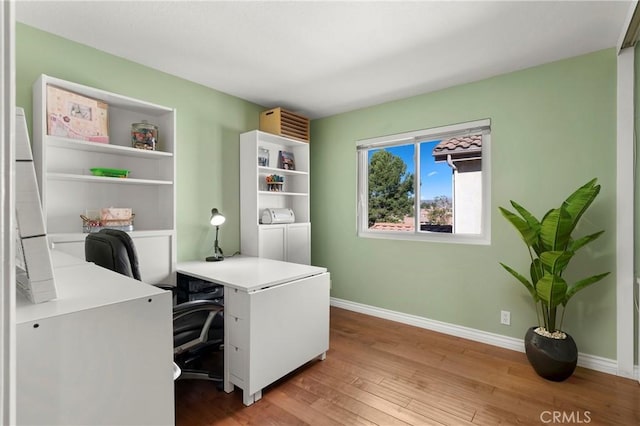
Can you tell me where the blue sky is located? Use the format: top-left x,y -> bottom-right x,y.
369,141 -> 452,201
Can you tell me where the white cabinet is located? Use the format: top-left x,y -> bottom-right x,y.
258,224 -> 286,261
32,74 -> 176,284
240,130 -> 311,264
225,272 -> 329,406
177,257 -> 330,407
17,251 -> 175,425
285,222 -> 311,265
257,223 -> 311,265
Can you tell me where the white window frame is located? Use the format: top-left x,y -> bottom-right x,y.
356,119 -> 491,245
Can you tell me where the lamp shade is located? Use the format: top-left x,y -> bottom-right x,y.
210,208 -> 226,226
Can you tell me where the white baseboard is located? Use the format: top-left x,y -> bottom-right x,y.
330,297 -> 625,378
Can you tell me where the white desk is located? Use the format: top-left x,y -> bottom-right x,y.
177,256 -> 330,406
16,250 -> 175,425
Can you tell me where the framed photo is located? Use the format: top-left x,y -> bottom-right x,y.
278,150 -> 295,170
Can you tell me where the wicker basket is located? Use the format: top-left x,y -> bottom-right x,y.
81,214 -> 135,233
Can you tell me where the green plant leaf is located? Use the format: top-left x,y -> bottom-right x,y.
568,230 -> 605,253
499,207 -> 537,247
530,258 -> 544,289
509,201 -> 542,253
509,201 -> 541,232
562,178 -> 600,225
539,251 -> 574,275
500,263 -> 538,301
540,207 -> 573,251
536,273 -> 567,308
564,272 -> 611,304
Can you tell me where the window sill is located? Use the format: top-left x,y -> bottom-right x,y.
357,230 -> 491,245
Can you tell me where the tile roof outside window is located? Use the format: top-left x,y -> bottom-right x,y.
432,134 -> 482,162
370,216 -> 414,231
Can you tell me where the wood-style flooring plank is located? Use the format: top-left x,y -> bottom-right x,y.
175,307 -> 640,425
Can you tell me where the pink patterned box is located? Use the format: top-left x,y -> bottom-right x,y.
47,85 -> 109,143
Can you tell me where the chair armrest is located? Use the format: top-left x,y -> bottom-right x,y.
173,299 -> 223,321
154,283 -> 176,293
173,300 -> 224,355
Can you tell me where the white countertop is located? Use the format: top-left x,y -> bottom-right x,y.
177,256 -> 327,292
16,250 -> 168,324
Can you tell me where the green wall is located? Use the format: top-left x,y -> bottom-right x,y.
16,23 -> 619,359
310,49 -> 618,359
15,24 -> 264,262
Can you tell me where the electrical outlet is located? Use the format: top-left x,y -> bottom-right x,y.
501,310 -> 511,325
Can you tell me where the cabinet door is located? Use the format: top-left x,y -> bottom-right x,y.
133,235 -> 174,284
50,234 -> 174,285
286,223 -> 310,265
258,225 -> 286,261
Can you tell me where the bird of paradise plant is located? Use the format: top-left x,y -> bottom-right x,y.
499,178 -> 609,335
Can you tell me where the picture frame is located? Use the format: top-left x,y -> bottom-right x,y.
278,150 -> 295,170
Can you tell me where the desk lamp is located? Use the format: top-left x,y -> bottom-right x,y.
206,208 -> 225,262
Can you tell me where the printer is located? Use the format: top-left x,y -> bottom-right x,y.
261,208 -> 295,224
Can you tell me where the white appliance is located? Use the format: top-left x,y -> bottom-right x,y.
261,208 -> 295,224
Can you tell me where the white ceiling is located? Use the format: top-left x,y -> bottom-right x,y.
16,0 -> 634,119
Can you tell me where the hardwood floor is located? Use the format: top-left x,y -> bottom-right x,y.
175,307 -> 640,425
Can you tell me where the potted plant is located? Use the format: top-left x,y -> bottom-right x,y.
499,178 -> 609,381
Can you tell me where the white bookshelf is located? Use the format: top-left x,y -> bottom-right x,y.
240,130 -> 311,264
31,74 -> 177,284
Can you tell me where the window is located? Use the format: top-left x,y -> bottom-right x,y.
357,119 -> 491,244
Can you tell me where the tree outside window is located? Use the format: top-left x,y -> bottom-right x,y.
368,147 -> 414,229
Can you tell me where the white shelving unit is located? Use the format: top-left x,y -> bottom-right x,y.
32,74 -> 177,284
240,130 -> 311,264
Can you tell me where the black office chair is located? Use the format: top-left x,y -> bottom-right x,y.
85,228 -> 224,382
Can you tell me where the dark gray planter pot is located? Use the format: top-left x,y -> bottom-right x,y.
524,326 -> 578,382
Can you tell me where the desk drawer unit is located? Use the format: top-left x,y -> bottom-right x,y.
225,272 -> 330,405
227,314 -> 248,385
226,287 -> 249,318
228,343 -> 245,382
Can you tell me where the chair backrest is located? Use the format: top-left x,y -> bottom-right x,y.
98,229 -> 142,280
85,230 -> 141,280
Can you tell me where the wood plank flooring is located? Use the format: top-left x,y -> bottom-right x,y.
175,307 -> 640,425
